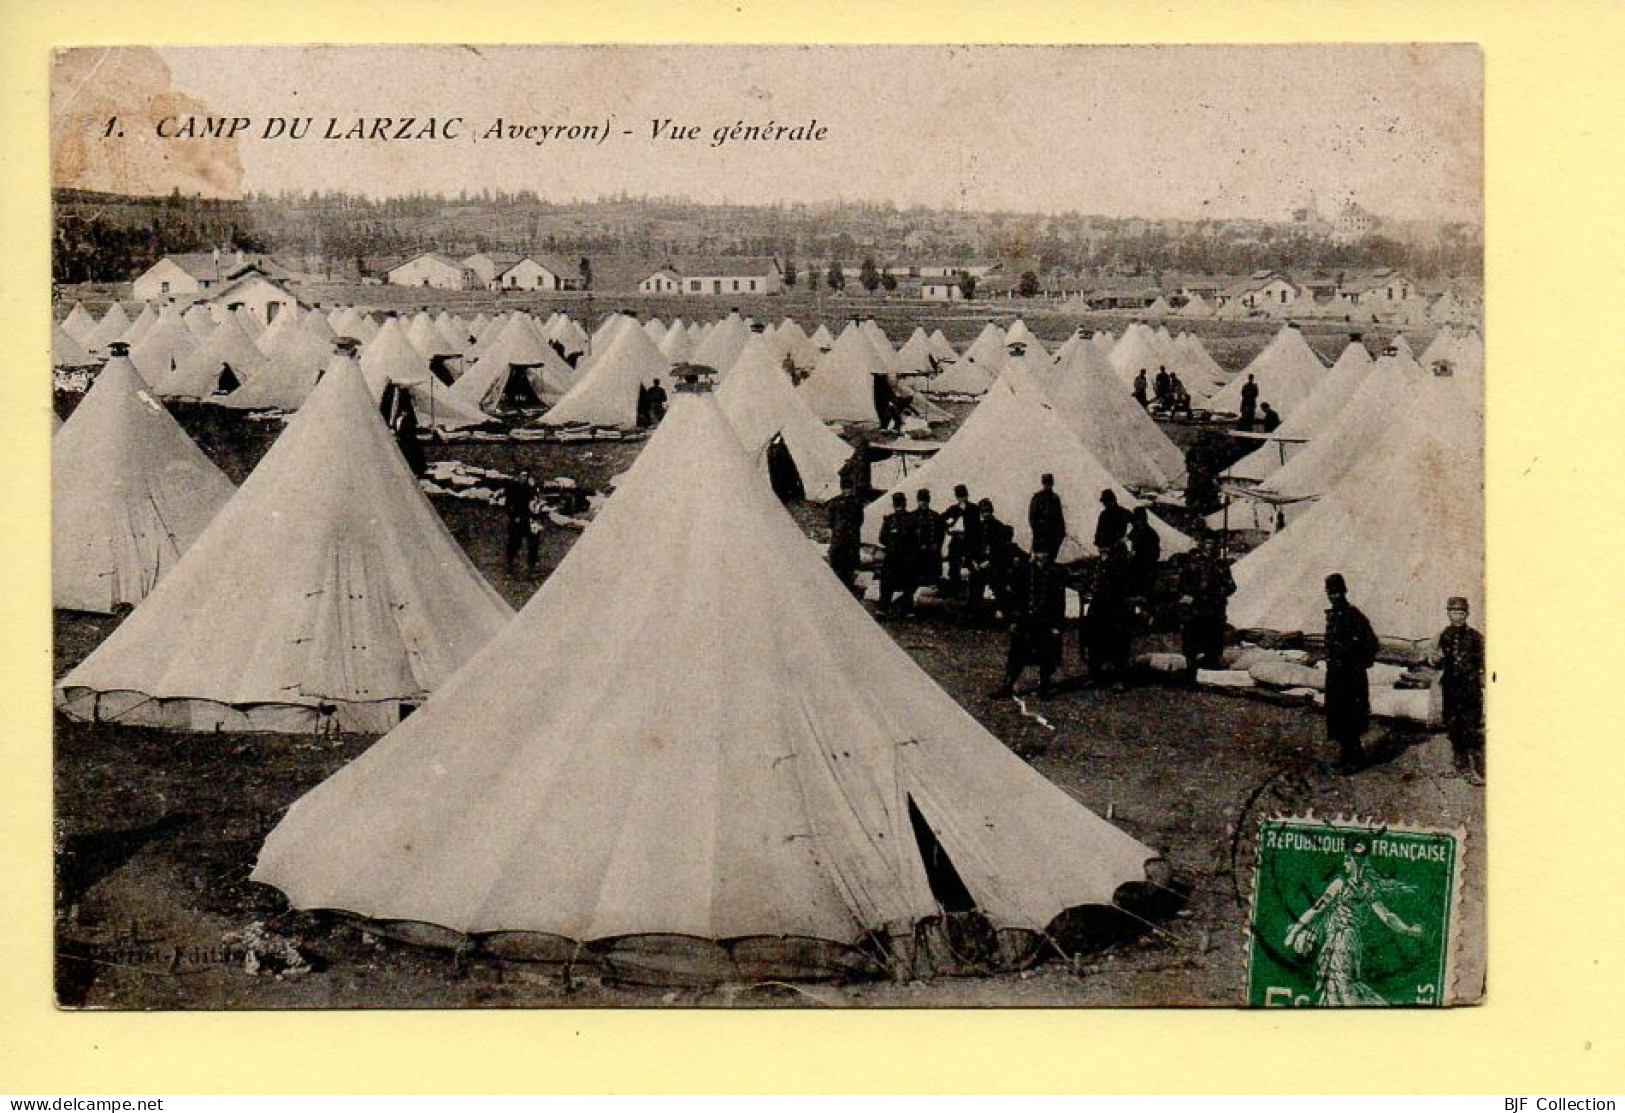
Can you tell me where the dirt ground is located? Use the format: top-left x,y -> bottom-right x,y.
52,313 -> 1481,1009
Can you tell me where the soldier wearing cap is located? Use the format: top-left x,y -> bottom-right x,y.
941,484 -> 982,596
878,491 -> 917,617
1323,573 -> 1380,772
825,477 -> 865,596
1430,596 -> 1486,784
1028,473 -> 1066,561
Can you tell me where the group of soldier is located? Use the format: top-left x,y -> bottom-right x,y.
828,472 -> 1240,702
1132,365 -> 1195,416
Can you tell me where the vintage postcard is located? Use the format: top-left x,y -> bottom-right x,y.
48,43 -> 1485,1010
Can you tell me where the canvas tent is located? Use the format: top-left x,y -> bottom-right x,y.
541,318 -> 672,428
1228,362 -> 1483,641
799,325 -> 885,423
925,323 -> 1003,396
863,364 -> 1192,561
53,354 -> 235,614
1043,341 -> 1187,490
155,314 -> 269,399
451,314 -> 578,413
1206,325 -> 1326,418
717,334 -> 853,501
1224,340 -> 1375,483
60,302 -> 97,343
358,319 -> 492,431
56,359 -> 513,733
251,383 -> 1157,983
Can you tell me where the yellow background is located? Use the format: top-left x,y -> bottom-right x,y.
4,0 -> 1622,1094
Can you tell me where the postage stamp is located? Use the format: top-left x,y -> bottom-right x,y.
1247,816 -> 1465,1007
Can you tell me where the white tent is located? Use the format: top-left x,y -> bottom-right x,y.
56,359 -> 514,733
773,319 -> 819,371
52,324 -> 98,369
1043,341 -> 1187,490
451,314 -> 578,413
53,355 -> 235,614
863,364 -> 1192,562
800,325 -> 885,423
1228,365 -> 1483,641
1145,296 -> 1172,316
60,302 -> 98,343
859,319 -> 903,374
128,306 -> 197,385
1225,340 -> 1375,483
1206,325 -> 1326,418
121,304 -> 158,347
927,329 -> 958,364
1255,352 -> 1428,502
251,384 -> 1156,982
542,319 -> 672,428
1178,294 -> 1215,319
1169,333 -> 1229,405
83,304 -> 133,354
358,319 -> 491,431
896,329 -> 937,376
155,314 -> 269,399
691,311 -> 752,375
1004,319 -> 1046,357
657,320 -> 694,362
406,312 -> 461,360
924,323 -> 1002,396
220,328 -> 337,412
718,334 -> 853,501
1106,324 -> 1164,387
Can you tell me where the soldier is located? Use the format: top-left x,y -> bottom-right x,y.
990,548 -> 1067,699
912,489 -> 944,593
1028,473 -> 1066,561
878,491 -> 917,617
941,484 -> 982,596
1178,534 -> 1235,684
825,480 -> 865,596
1133,368 -> 1150,408
1260,402 -> 1281,433
1093,488 -> 1133,553
969,498 -> 1014,623
646,379 -> 668,424
1324,573 -> 1380,772
1083,538 -> 1135,685
502,471 -> 540,574
1127,505 -> 1162,602
1238,373 -> 1260,431
1429,596 -> 1486,784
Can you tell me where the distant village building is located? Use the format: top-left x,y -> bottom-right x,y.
1339,268 -> 1418,308
638,267 -> 683,294
132,251 -> 283,302
493,255 -> 573,292
207,275 -> 300,327
917,261 -> 999,279
1225,270 -> 1304,313
461,252 -> 521,288
637,257 -> 783,296
386,252 -> 478,290
1330,200 -> 1381,244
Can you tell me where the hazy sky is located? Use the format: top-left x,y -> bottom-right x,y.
98,45 -> 1481,221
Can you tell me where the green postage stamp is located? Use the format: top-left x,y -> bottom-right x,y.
1247,817 -> 1465,1007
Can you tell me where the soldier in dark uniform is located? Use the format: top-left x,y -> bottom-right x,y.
1153,367 -> 1172,409
1028,473 -> 1066,561
1178,534 -> 1235,684
912,489 -> 944,593
1083,538 -> 1135,685
1093,488 -> 1133,553
1430,596 -> 1486,784
634,381 -> 651,428
941,484 -> 982,597
503,472 -> 540,574
1127,505 -> 1161,601
1260,402 -> 1281,433
1323,573 -> 1380,772
646,379 -> 668,424
825,480 -> 865,596
1132,368 -> 1149,408
970,498 -> 1015,623
878,491 -> 918,617
991,548 -> 1067,698
1238,374 -> 1260,431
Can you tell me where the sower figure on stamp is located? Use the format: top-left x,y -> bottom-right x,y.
1284,838 -> 1423,1006
1429,596 -> 1486,785
1323,572 -> 1380,772
991,548 -> 1066,699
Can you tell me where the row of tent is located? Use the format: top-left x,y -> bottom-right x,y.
54,347 -> 1159,983
1058,289 -> 1479,329
1216,328 -> 1485,641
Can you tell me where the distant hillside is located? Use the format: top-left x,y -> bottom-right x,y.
52,188 -> 1481,286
